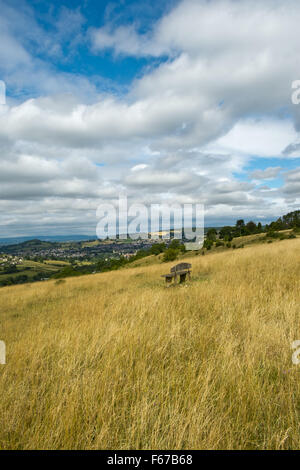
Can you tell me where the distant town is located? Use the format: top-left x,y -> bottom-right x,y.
0,238 -> 154,261
0,237 -> 160,286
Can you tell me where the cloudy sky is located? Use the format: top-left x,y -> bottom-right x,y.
0,0 -> 300,236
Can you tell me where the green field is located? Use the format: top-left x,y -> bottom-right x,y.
0,260 -> 69,285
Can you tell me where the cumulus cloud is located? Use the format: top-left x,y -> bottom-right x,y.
1,0 -> 300,235
282,168 -> 300,196
211,120 -> 298,158
0,0 -> 102,101
250,167 -> 282,180
90,24 -> 166,58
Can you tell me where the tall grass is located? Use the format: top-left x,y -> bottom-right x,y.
0,239 -> 300,449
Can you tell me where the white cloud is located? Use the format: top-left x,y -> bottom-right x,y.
211,119 -> 298,158
282,168 -> 300,196
90,24 -> 166,58
1,0 -> 300,235
131,164 -> 149,172
251,167 -> 282,180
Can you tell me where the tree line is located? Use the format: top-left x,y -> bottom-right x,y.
203,210 -> 300,250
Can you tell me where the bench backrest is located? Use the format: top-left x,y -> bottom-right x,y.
171,262 -> 192,273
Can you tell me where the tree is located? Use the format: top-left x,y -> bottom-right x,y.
246,221 -> 257,233
282,210 -> 300,228
235,219 -> 245,236
236,219 -> 245,228
206,228 -> 217,241
219,226 -> 233,240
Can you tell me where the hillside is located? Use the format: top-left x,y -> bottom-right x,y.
0,238 -> 300,449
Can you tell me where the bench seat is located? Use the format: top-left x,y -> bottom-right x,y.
162,262 -> 192,284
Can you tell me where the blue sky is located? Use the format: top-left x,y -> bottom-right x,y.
0,0 -> 300,236
4,0 -> 175,97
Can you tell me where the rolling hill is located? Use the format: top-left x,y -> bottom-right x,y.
0,237 -> 299,449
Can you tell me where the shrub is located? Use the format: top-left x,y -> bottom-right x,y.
266,231 -> 280,239
206,228 -> 217,241
169,239 -> 186,252
203,239 -> 213,250
4,265 -> 18,274
0,279 -> 13,286
52,266 -> 82,279
15,275 -> 28,284
163,248 -> 178,262
150,243 -> 166,255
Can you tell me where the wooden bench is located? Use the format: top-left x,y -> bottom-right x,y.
162,262 -> 192,284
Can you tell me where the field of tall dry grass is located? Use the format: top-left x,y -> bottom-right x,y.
0,238 -> 300,449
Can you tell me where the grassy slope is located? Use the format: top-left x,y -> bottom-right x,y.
0,238 -> 300,449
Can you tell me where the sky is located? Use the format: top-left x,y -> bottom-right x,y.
0,0 -> 300,237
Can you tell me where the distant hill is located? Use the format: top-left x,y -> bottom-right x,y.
0,209 -> 298,248
0,235 -> 97,246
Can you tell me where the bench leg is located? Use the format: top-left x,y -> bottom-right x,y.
179,273 -> 187,283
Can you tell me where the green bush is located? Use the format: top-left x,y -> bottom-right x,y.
163,248 -> 178,262
150,243 -> 166,255
203,239 -> 213,250
52,266 -> 82,279
169,239 -> 186,252
266,231 -> 280,239
4,265 -> 18,274
206,228 -> 217,241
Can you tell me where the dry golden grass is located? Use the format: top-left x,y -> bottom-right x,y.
0,238 -> 300,450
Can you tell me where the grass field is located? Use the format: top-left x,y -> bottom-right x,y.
0,238 -> 300,449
